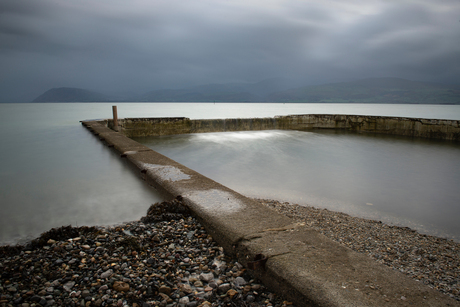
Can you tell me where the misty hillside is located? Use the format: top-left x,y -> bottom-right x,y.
32,78 -> 460,104
32,87 -> 114,102
268,78 -> 460,104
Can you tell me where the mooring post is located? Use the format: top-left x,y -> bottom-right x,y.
112,105 -> 118,131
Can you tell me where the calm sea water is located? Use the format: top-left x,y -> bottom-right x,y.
136,130 -> 460,240
1,103 -> 460,244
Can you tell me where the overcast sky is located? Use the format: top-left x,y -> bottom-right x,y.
1,0 -> 459,101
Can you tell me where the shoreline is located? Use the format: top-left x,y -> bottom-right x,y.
255,199 -> 460,302
0,200 -> 292,307
1,198 -> 459,305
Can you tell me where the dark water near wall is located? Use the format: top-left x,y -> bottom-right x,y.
1,102 -> 460,244
0,104 -> 165,245
136,129 -> 460,241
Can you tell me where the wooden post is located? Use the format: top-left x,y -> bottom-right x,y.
112,105 -> 118,131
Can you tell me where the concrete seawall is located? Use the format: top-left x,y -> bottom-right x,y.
103,114 -> 460,141
82,118 -> 459,306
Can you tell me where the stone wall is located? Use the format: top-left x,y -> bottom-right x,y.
105,114 -> 460,141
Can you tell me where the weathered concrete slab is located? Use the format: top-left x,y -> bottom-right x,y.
101,114 -> 460,141
81,120 -> 460,307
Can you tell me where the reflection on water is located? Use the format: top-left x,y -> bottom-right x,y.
0,126 -> 164,245
0,104 -> 165,245
1,102 -> 460,245
136,130 -> 460,241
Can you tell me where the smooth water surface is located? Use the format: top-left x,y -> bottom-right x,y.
1,102 -> 460,244
0,104 -> 166,245
136,129 -> 460,241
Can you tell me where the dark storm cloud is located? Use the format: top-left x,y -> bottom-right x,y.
0,0 -> 459,101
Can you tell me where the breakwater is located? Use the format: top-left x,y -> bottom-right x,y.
78,118 -> 460,306
103,114 -> 460,141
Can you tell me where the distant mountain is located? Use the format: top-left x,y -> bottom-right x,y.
32,87 -> 114,102
267,77 -> 460,104
32,78 -> 460,104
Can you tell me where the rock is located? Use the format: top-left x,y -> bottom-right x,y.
227,289 -> 238,298
208,281 -> 217,289
158,292 -> 170,301
234,276 -> 246,286
113,281 -> 130,292
178,296 -> 189,306
199,272 -> 214,282
100,269 -> 113,279
7,286 -> 17,292
218,283 -> 231,293
159,285 -> 172,295
246,294 -> 255,302
181,284 -> 193,294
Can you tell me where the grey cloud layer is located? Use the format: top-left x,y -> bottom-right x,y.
0,0 -> 458,101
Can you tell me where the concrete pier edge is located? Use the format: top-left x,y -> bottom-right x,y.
81,117 -> 459,307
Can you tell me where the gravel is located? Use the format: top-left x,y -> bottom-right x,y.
0,199 -> 293,307
2,197 -> 459,306
256,199 -> 460,301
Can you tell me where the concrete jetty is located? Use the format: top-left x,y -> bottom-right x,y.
82,117 -> 459,307
104,114 -> 460,141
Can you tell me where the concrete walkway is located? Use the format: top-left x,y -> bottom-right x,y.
82,120 -> 459,307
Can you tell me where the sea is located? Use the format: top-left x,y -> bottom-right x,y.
1,102 -> 459,245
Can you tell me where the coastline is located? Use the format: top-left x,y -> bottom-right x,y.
1,198 -> 459,305
256,199 -> 460,302
0,200 -> 291,307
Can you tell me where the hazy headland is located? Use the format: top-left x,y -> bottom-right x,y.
32,77 -> 460,105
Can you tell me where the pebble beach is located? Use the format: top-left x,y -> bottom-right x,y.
0,199 -> 291,307
1,198 -> 459,306
256,199 -> 460,302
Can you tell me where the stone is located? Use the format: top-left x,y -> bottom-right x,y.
158,292 -> 170,301
181,284 -> 193,294
227,289 -> 238,298
234,276 -> 247,287
159,285 -> 172,295
113,281 -> 130,292
199,272 -> 214,282
246,295 -> 255,302
7,286 -> 17,292
101,269 -> 113,279
218,283 -> 231,293
178,296 -> 189,306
